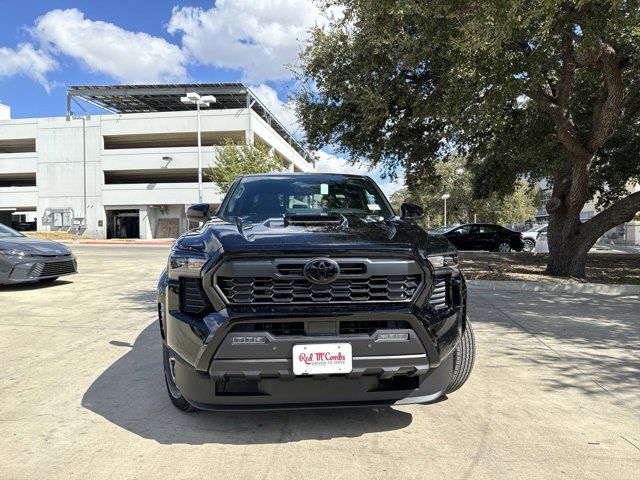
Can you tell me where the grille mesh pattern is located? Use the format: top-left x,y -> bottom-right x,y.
429,276 -> 448,309
217,274 -> 421,304
28,260 -> 75,278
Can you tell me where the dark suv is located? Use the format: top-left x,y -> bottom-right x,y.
157,173 -> 475,410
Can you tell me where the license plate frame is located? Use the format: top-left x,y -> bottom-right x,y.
292,343 -> 353,375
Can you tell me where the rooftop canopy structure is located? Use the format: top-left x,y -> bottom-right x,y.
66,83 -> 310,160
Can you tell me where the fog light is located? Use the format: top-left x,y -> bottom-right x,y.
376,332 -> 409,342
232,336 -> 267,345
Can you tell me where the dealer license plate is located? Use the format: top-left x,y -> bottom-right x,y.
292,343 -> 353,375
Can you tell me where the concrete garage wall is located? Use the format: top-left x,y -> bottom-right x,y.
145,205 -> 189,239
101,183 -> 220,206
0,106 -> 314,239
36,117 -> 103,235
0,186 -> 38,208
0,153 -> 38,175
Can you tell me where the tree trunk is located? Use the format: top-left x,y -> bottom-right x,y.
546,189 -> 640,278
546,214 -> 594,277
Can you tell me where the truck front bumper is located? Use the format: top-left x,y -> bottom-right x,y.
163,302 -> 463,409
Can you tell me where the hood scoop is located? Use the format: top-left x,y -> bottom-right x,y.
235,217 -> 255,242
283,213 -> 347,227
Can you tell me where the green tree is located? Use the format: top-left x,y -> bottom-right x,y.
296,0 -> 640,277
207,139 -> 286,193
391,159 -> 539,228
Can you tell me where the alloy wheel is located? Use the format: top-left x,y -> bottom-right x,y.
498,242 -> 511,253
523,239 -> 535,252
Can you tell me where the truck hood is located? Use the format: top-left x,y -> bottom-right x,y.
190,215 -> 455,256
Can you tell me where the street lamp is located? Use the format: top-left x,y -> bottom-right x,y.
441,193 -> 450,227
180,92 -> 217,203
70,114 -> 91,228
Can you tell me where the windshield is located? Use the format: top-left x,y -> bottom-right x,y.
0,223 -> 24,238
221,175 -> 394,222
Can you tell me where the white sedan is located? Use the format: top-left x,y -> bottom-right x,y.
522,224 -> 548,252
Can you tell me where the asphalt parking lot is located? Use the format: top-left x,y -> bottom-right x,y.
1,245 -> 639,479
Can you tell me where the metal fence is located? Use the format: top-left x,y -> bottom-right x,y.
596,222 -> 640,248
532,222 -> 640,254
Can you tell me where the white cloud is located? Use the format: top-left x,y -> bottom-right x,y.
250,84 -> 299,133
168,0 -> 334,83
32,9 -> 187,83
314,150 -> 371,175
0,43 -> 56,91
379,177 -> 406,199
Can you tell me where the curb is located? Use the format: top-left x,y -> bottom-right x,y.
467,279 -> 640,296
62,241 -> 174,247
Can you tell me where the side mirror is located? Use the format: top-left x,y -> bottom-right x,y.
186,203 -> 219,221
400,202 -> 424,220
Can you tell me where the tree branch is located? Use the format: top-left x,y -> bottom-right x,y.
528,88 -> 589,160
556,33 -> 576,108
583,190 -> 640,239
586,42 -> 625,152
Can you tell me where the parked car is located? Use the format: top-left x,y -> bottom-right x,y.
438,223 -> 524,252
11,221 -> 37,232
521,224 -> 548,252
157,173 -> 475,410
0,223 -> 77,285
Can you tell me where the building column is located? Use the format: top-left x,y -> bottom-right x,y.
246,92 -> 254,145
138,206 -> 152,239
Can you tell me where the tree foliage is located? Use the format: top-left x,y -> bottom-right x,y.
391,159 -> 539,227
296,0 -> 640,276
207,139 -> 286,193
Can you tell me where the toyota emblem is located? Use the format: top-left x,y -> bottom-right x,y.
303,258 -> 340,284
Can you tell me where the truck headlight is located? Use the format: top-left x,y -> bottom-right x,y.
427,253 -> 458,269
170,253 -> 209,271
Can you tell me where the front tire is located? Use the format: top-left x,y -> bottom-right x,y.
446,320 -> 476,394
522,239 -> 535,252
163,344 -> 197,412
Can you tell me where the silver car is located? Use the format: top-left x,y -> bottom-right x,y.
0,223 -> 77,285
521,224 -> 548,252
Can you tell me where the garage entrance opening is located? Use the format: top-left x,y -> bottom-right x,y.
106,210 -> 139,239
0,208 -> 37,231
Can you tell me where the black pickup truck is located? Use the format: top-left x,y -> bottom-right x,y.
157,173 -> 475,410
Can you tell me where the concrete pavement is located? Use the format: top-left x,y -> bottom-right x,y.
0,245 -> 638,479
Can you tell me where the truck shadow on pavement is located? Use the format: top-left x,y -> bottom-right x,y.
82,321 -> 414,445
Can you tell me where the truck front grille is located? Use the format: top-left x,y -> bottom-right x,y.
217,275 -> 422,305
276,261 -> 367,276
230,320 -> 412,336
213,257 -> 424,305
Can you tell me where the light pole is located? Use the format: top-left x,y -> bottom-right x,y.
180,92 -> 217,203
70,114 -> 90,227
441,193 -> 450,227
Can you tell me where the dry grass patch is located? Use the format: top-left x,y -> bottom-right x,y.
25,232 -> 78,241
460,252 -> 640,285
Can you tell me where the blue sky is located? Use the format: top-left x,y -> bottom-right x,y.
0,0 -> 403,196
